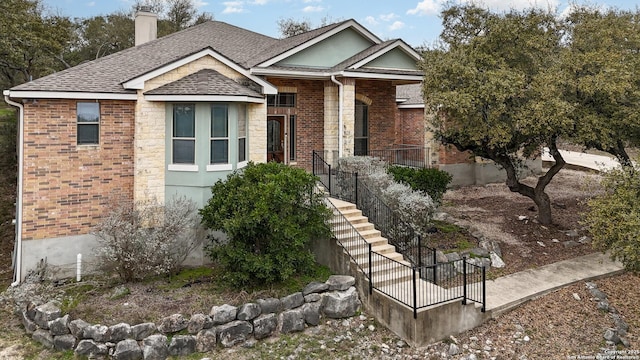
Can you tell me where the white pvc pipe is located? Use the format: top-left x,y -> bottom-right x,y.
4,92 -> 24,287
330,75 -> 344,158
76,254 -> 82,282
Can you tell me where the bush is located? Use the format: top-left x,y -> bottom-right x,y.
585,163 -> 640,273
200,162 -> 331,286
387,166 -> 452,204
93,196 -> 201,282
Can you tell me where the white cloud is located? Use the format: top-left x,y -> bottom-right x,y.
193,0 -> 208,7
461,0 -> 559,12
364,16 -> 379,26
303,5 -> 324,12
407,0 -> 442,16
380,12 -> 398,22
252,0 -> 268,4
86,1 -> 95,6
223,1 -> 245,14
303,0 -> 322,2
389,21 -> 405,31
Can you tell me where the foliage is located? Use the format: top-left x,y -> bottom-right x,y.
422,5 -> 572,225
200,162 -> 331,286
0,0 -> 74,88
563,7 -> 640,166
277,16 -> 343,38
93,196 -> 201,282
70,12 -> 134,63
387,166 -> 452,204
585,161 -> 640,273
0,112 -> 17,224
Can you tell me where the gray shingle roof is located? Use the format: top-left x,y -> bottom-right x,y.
396,84 -> 424,105
144,69 -> 262,97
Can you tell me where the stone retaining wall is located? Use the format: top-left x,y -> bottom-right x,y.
19,275 -> 361,359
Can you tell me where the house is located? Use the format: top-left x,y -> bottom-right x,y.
3,10 -> 425,283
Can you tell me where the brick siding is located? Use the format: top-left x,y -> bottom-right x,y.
395,108 -> 425,146
21,99 -> 135,240
355,80 -> 396,151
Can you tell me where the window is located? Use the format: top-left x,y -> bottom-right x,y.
172,104 -> 195,164
267,93 -> 296,107
289,115 -> 296,161
77,102 -> 100,145
238,106 -> 247,164
210,105 -> 229,165
354,100 -> 369,156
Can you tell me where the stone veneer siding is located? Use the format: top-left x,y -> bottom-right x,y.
134,55 -> 251,203
21,99 -> 135,240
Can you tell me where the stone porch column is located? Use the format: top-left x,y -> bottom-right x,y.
323,81 -> 339,166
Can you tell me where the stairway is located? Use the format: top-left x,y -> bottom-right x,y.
327,197 -> 455,308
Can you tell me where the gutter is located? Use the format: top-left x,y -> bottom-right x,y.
330,75 -> 344,158
3,91 -> 24,287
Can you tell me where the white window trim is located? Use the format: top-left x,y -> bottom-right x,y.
207,164 -> 233,171
237,161 -> 248,169
77,102 -> 100,145
210,105 -> 230,167
168,164 -> 199,172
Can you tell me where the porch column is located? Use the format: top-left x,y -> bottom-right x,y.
248,102 -> 267,163
323,81 -> 339,166
342,78 -> 356,158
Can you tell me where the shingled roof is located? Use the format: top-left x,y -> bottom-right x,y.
9,19 -> 419,96
145,69 -> 262,98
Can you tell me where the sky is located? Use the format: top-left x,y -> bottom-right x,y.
42,0 -> 639,48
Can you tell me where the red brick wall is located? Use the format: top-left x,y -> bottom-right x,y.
266,78 -> 325,170
395,108 -> 425,146
438,144 -> 474,165
21,99 -> 135,240
356,80 -> 396,151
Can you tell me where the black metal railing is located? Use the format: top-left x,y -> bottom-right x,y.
312,150 -> 331,193
367,145 -> 430,168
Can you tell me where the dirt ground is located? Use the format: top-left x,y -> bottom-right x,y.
1,168 -> 638,359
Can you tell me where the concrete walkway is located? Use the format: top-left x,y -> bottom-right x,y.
542,147 -> 620,171
485,252 -> 624,317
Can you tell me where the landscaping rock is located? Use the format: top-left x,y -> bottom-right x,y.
304,293 -> 321,303
253,313 -> 278,340
157,313 -> 188,333
196,328 -> 217,353
113,339 -> 142,360
25,301 -> 37,320
32,329 -> 54,348
210,304 -> 237,325
217,320 -> 253,348
131,322 -> 156,340
256,298 -> 281,314
83,324 -> 110,342
445,252 -> 461,262
302,302 -> 322,326
303,281 -> 329,295
578,236 -> 591,244
565,229 -> 579,237
53,334 -> 76,350
323,287 -> 361,318
109,323 -> 131,342
448,343 -> 460,356
490,252 -> 505,268
612,314 -> 629,335
20,310 -> 37,334
110,285 -> 130,300
142,334 -> 168,360
588,287 -> 608,301
187,313 -> 211,334
326,275 -> 355,291
436,263 -> 456,281
75,339 -> 109,357
279,309 -> 305,334
34,301 -> 61,329
604,328 -> 621,344
597,300 -> 610,312
237,303 -> 261,321
469,247 -> 489,257
435,250 -> 448,264
281,292 -> 304,310
168,335 -> 196,356
563,241 -> 580,248
64,320 -> 85,339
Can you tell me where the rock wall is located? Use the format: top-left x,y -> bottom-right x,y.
18,275 -> 361,359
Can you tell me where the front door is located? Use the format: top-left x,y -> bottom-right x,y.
267,116 -> 285,162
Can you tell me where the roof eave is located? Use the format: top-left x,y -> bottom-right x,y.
4,90 -> 137,100
144,94 -> 264,103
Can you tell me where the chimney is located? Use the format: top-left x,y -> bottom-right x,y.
135,6 -> 157,46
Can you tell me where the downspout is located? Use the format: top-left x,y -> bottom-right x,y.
330,75 -> 344,158
3,93 -> 24,287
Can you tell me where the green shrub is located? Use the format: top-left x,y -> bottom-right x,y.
387,166 -> 452,204
200,162 -> 331,286
585,162 -> 640,273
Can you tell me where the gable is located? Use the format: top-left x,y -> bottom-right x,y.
276,28 -> 375,68
362,48 -> 419,71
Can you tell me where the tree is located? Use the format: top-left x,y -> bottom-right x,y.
563,7 -> 640,167
422,5 -> 572,225
200,162 -> 331,286
70,12 -> 134,63
585,160 -> 640,273
0,0 -> 73,88
277,16 -> 342,38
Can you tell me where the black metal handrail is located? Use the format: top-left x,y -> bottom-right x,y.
367,145 -> 430,168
